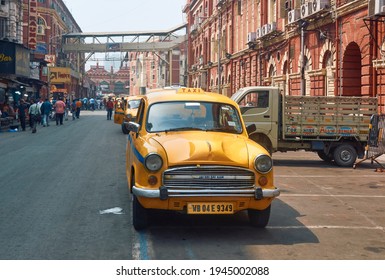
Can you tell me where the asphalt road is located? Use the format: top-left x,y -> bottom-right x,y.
1,110 -> 384,260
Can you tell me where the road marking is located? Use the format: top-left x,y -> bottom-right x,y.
99,207 -> 123,214
267,225 -> 384,230
280,194 -> 385,198
132,230 -> 152,260
275,175 -> 385,178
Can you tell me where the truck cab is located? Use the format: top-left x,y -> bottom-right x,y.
232,87 -> 280,154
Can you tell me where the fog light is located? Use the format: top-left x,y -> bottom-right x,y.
148,175 -> 158,185
258,176 -> 268,186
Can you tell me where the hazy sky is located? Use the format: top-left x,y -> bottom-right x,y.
63,0 -> 187,33
62,0 -> 187,69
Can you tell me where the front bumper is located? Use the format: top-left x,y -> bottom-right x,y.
132,185 -> 280,200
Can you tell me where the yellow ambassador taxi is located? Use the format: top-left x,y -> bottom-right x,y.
114,96 -> 142,134
125,87 -> 280,230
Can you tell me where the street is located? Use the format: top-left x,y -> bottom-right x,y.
0,110 -> 384,260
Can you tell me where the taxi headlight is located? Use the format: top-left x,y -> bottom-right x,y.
254,154 -> 273,174
144,153 -> 163,172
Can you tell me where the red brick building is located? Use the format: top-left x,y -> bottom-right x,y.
86,62 -> 130,97
21,0 -> 83,100
184,0 -> 385,113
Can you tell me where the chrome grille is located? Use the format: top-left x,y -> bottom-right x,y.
163,166 -> 255,189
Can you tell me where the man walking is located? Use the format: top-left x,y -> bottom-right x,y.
75,99 -> 82,118
28,99 -> 40,133
54,97 -> 66,125
40,98 -> 52,127
16,99 -> 28,131
106,97 -> 114,120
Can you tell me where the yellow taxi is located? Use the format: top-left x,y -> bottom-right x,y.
114,95 -> 142,134
125,87 -> 280,230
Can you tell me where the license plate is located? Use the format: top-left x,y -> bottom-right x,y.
187,202 -> 234,214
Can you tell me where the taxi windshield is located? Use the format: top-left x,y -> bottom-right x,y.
146,101 -> 243,133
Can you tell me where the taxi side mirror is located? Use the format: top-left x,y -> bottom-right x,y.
124,121 -> 140,133
246,124 -> 256,135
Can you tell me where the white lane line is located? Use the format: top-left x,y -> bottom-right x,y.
275,175 -> 385,178
267,225 -> 384,230
280,194 -> 385,198
276,171 -> 385,233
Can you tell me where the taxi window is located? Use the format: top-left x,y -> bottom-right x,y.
146,101 -> 242,133
128,99 -> 141,109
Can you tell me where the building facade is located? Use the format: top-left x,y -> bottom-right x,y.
86,62 -> 130,97
185,0 -> 385,113
128,47 -> 188,96
21,0 -> 83,101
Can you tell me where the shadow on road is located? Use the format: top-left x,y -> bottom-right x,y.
138,198 -> 319,248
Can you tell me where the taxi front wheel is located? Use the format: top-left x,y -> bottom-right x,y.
248,205 -> 271,228
132,195 -> 148,230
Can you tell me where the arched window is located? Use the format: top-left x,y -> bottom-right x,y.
37,17 -> 46,35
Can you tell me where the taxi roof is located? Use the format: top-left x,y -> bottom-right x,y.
143,87 -> 237,106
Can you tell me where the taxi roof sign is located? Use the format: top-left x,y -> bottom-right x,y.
177,88 -> 204,94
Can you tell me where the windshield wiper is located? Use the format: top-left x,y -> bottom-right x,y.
164,127 -> 205,132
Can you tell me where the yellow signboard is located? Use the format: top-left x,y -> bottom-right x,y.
49,67 -> 71,83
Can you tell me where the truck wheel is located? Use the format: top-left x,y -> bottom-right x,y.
122,123 -> 129,134
333,144 -> 357,167
248,205 -> 271,228
132,195 -> 149,230
317,151 -> 333,162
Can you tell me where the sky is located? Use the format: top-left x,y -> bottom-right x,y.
63,0 -> 187,33
62,0 -> 187,70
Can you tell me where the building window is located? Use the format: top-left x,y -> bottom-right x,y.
37,17 -> 46,35
0,17 -> 6,38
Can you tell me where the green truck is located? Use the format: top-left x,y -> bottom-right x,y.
231,86 -> 378,167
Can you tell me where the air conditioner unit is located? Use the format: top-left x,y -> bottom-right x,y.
190,24 -> 197,33
376,0 -> 385,15
312,0 -> 329,14
368,0 -> 385,17
247,32 -> 256,43
288,9 -> 300,24
267,22 -> 277,33
301,2 -> 312,18
256,27 -> 262,38
261,24 -> 268,36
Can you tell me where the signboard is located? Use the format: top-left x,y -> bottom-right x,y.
15,44 -> 30,77
0,41 -> 30,77
0,41 -> 15,74
49,67 -> 71,83
28,0 -> 38,50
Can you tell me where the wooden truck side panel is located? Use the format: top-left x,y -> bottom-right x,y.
282,95 -> 377,142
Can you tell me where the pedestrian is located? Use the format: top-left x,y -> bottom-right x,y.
28,99 -> 41,133
40,98 -> 52,127
16,99 -> 28,131
89,97 -> 95,111
64,99 -> 70,121
37,98 -> 44,125
54,96 -> 66,125
75,98 -> 82,118
106,97 -> 114,120
71,99 -> 76,120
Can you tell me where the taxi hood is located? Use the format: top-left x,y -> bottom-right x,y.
150,132 -> 249,167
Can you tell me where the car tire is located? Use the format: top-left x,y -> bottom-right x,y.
122,123 -> 129,134
317,151 -> 333,162
132,194 -> 148,230
333,144 -> 357,167
248,205 -> 271,228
